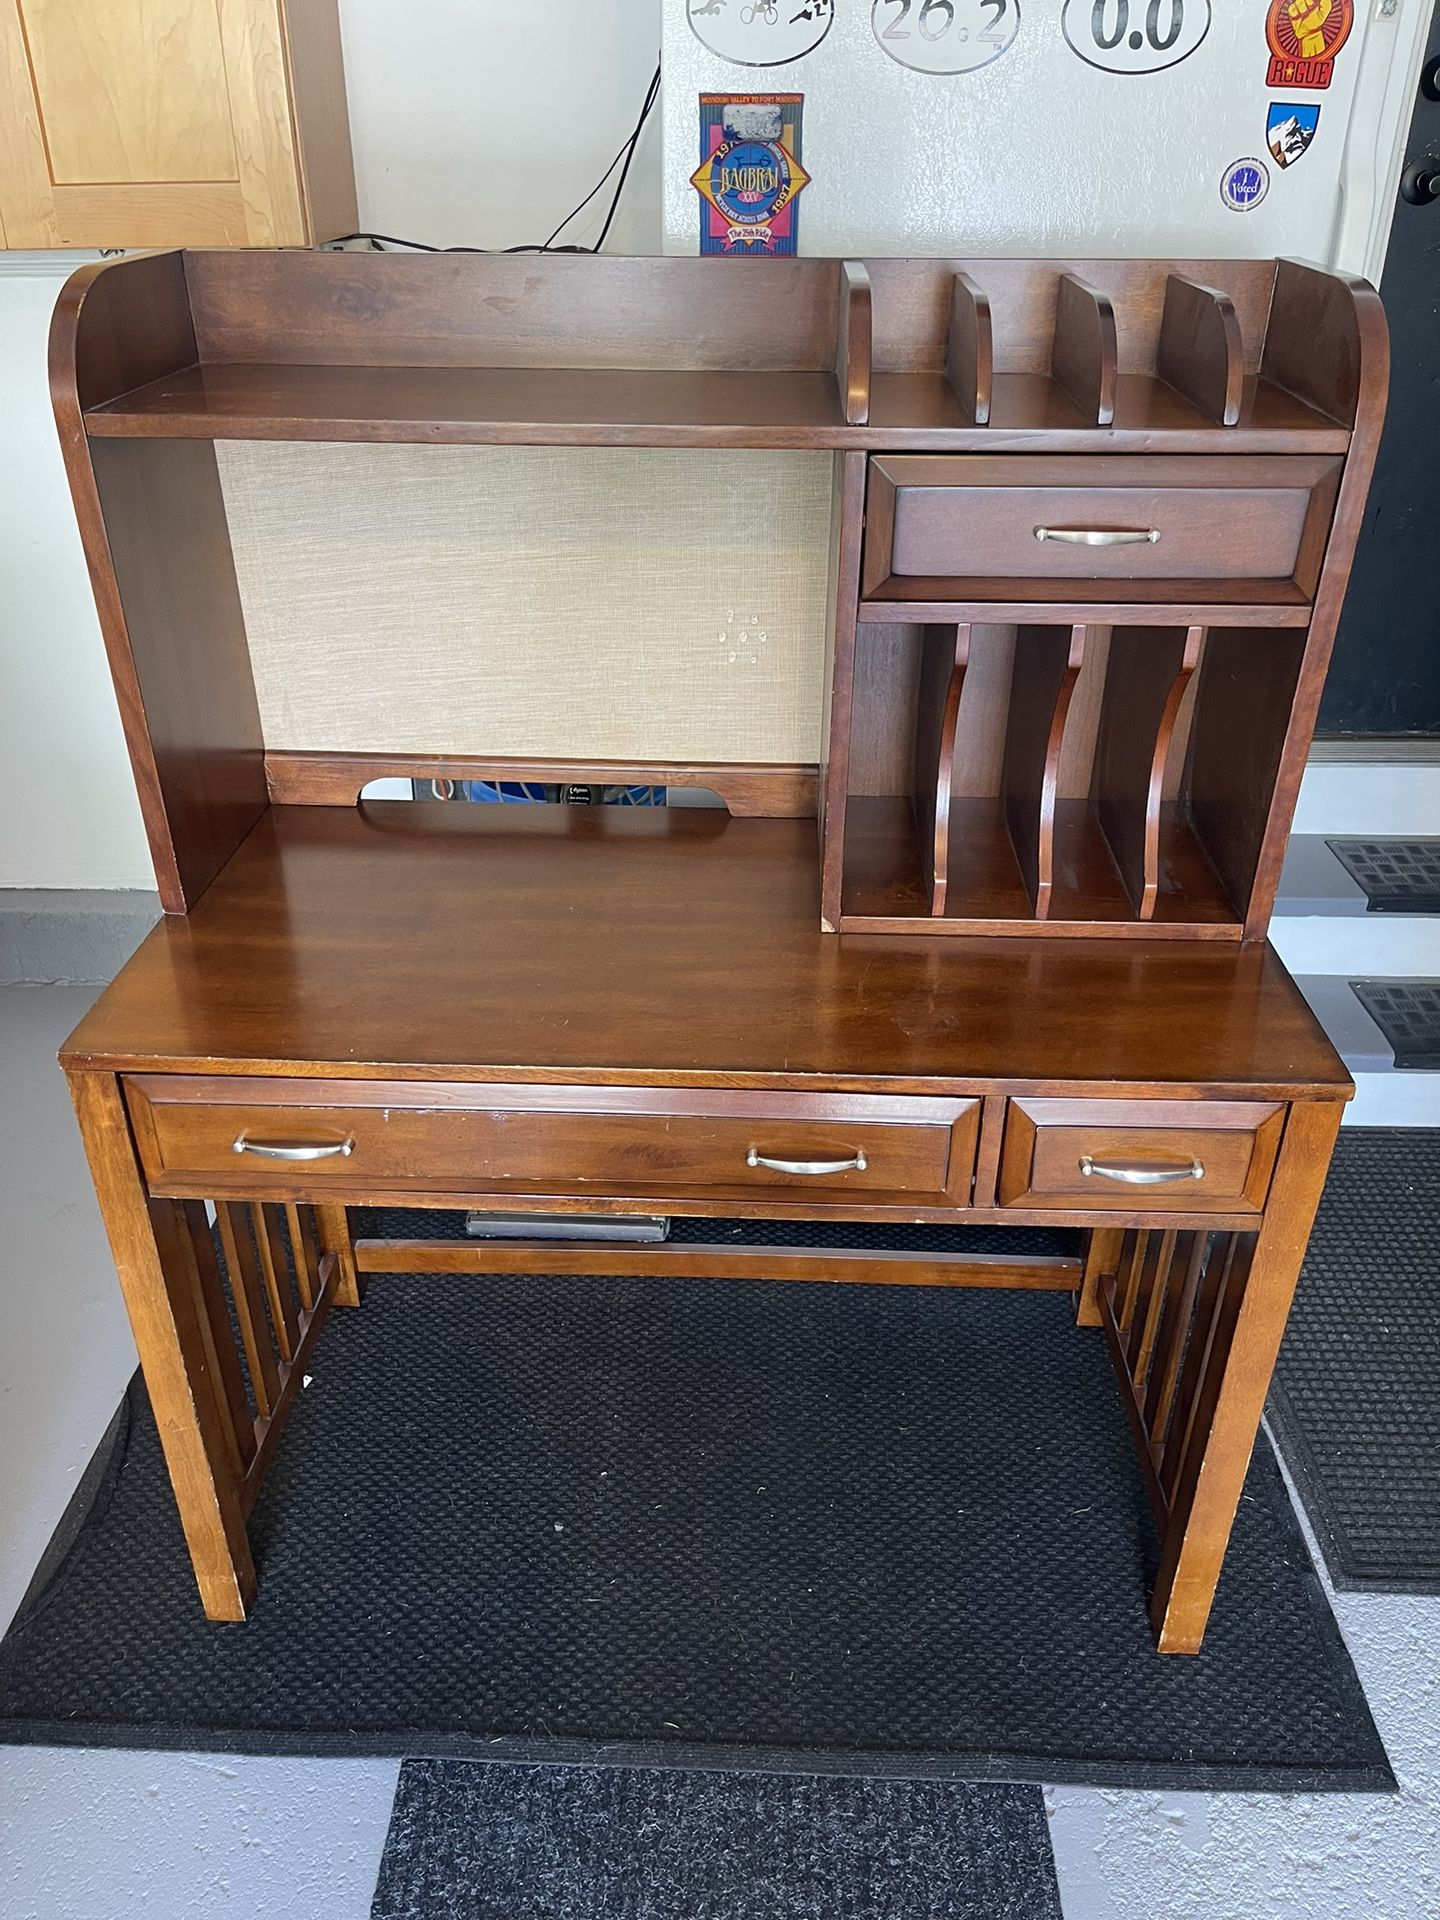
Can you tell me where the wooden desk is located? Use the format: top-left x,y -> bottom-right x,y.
49,249 -> 1384,1654
63,803 -> 1347,1652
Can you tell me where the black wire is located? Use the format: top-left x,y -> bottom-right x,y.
546,60 -> 661,253
326,57 -> 662,259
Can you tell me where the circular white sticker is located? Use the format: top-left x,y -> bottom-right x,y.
1061,0 -> 1211,75
687,0 -> 835,66
871,0 -> 1020,74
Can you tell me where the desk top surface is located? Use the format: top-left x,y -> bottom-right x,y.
63,805 -> 1349,1100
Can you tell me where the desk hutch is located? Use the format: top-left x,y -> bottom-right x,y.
51,249 -> 1386,1654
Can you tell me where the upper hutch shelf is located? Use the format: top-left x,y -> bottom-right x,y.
64,251 -> 1356,454
50,248 -> 1386,948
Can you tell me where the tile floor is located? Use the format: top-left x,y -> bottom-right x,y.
1,982 -> 1437,1920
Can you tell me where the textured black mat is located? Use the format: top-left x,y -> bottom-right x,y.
371,1762 -> 1061,1920
0,1233 -> 1392,1792
1350,980 -> 1440,1070
1269,1128 -> 1440,1591
1330,839 -> 1440,913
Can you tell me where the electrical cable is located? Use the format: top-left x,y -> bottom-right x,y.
328,57 -> 661,259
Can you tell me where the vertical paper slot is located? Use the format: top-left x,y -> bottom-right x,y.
836,261 -> 873,426
1156,277 -> 1244,428
945,272 -> 993,426
1050,274 -> 1117,427
1093,626 -> 1203,918
1003,624 -> 1087,918
911,625 -> 970,914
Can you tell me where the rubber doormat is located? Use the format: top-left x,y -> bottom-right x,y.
1349,981 -> 1440,1070
0,1236 -> 1392,1792
371,1763 -> 1062,1920
1329,840 -> 1440,913
1269,1128 -> 1440,1590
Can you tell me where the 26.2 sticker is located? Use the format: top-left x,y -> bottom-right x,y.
871,0 -> 1020,75
1061,0 -> 1211,74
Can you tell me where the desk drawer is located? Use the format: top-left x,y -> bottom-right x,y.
124,1077 -> 979,1206
862,456 -> 1340,597
996,1098 -> 1283,1213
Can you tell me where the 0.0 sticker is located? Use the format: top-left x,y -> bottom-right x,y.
688,0 -> 835,68
1062,0 -> 1211,74
872,0 -> 1020,74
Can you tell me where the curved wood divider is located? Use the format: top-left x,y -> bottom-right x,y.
945,271 -> 993,425
1094,625 -> 1204,917
836,261 -> 873,426
1157,277 -> 1244,427
1051,275 -> 1117,426
911,625 -> 971,915
1003,624 -> 1088,918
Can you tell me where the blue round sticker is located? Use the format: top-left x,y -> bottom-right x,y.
1220,156 -> 1269,212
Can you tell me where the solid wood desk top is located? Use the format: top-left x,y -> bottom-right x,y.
63,805 -> 1349,1100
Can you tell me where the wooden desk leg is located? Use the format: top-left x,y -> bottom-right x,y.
68,1071 -> 257,1621
315,1204 -> 361,1306
1149,1100 -> 1344,1653
1077,1229 -> 1123,1327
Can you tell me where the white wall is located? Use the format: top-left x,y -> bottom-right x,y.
0,1 -> 663,891
0,259 -> 153,889
662,0 -> 1424,274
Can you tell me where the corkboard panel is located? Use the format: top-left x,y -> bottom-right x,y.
215,444 -> 833,762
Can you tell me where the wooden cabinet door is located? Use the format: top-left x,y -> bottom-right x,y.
0,0 -> 353,248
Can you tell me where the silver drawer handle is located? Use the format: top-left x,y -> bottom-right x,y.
1034,526 -> 1161,546
232,1135 -> 355,1161
1079,1155 -> 1204,1185
747,1149 -> 867,1175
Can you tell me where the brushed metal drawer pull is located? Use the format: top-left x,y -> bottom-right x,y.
1034,526 -> 1161,546
232,1135 -> 355,1161
746,1149 -> 867,1175
1079,1155 -> 1204,1185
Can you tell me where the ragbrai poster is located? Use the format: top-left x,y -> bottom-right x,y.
692,95 -> 809,256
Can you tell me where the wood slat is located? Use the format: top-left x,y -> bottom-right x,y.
285,1203 -> 322,1312
216,1201 -> 280,1417
181,1200 -> 254,1472
252,1203 -> 298,1362
1160,1233 -> 1252,1504
240,1254 -> 339,1516
1131,1228 -> 1183,1388
1145,1230 -> 1208,1443
1003,626 -> 1087,918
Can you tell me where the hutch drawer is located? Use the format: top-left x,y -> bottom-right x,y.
861,455 -> 1341,597
123,1077 -> 980,1205
996,1097 -> 1284,1213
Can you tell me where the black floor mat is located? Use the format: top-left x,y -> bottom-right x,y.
371,1763 -> 1062,1920
1349,981 -> 1440,1070
1269,1128 -> 1440,1590
1329,839 -> 1440,913
0,1243 -> 1391,1792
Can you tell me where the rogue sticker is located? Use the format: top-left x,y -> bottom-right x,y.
1264,0 -> 1353,90
692,95 -> 810,254
1267,101 -> 1320,166
1220,155 -> 1270,211
1061,0 -> 1211,75
871,0 -> 1020,75
687,0 -> 835,67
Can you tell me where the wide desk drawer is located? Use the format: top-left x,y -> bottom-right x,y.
862,455 -> 1340,597
124,1078 -> 980,1204
997,1097 -> 1284,1213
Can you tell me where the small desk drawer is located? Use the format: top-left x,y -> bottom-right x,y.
862,455 -> 1341,598
124,1077 -> 979,1206
997,1098 -> 1284,1213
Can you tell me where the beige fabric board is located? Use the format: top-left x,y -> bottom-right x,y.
215,443 -> 834,762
